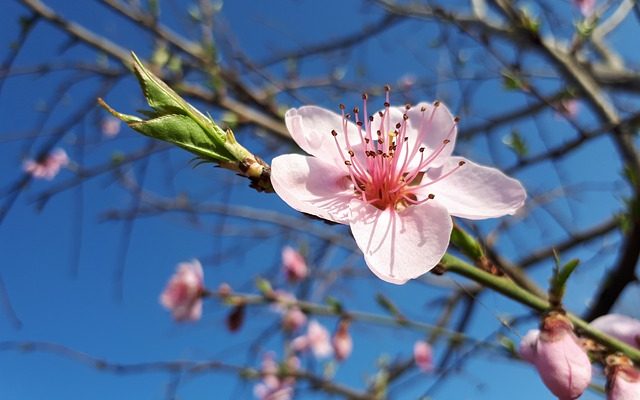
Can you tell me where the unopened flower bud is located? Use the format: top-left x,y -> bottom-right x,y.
606,354 -> 640,400
590,314 -> 640,348
282,246 -> 308,282
332,320 -> 353,361
519,313 -> 592,399
282,307 -> 307,332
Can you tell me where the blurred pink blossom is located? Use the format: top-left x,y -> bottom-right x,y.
101,116 -> 121,138
23,148 -> 69,180
574,0 -> 596,17
332,320 -> 353,361
253,353 -> 296,400
160,260 -> 204,321
590,314 -> 640,348
519,314 -> 592,399
282,307 -> 307,332
271,90 -> 525,284
282,246 -> 308,282
291,320 -> 332,358
414,340 -> 434,372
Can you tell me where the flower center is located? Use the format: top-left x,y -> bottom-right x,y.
331,86 -> 463,211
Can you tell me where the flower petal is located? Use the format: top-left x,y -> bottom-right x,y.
348,199 -> 452,284
271,154 -> 353,223
285,106 -> 361,168
590,314 -> 640,348
423,156 -> 526,219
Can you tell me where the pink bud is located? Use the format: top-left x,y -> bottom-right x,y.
282,246 -> 308,282
590,314 -> 640,348
332,320 -> 353,361
606,355 -> 640,400
414,340 -> 434,372
23,148 -> 70,180
520,314 -> 592,400
160,260 -> 204,321
518,329 -> 540,363
282,307 -> 307,332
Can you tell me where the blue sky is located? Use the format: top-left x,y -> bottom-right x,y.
1,0 -> 637,399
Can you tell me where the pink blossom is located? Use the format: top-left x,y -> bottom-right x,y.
159,260 -> 204,321
253,353 -> 295,400
101,116 -> 121,138
574,0 -> 596,17
271,89 -> 525,284
519,314 -> 592,400
23,148 -> 69,180
282,307 -> 307,332
291,320 -> 332,358
607,358 -> 640,400
414,340 -> 434,372
332,320 -> 353,361
282,246 -> 308,282
590,314 -> 640,348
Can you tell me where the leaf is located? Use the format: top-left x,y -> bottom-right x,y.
129,114 -> 235,162
503,130 -> 529,157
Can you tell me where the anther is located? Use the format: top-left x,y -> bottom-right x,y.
428,194 -> 435,199
376,130 -> 382,136
331,130 -> 338,137
365,138 -> 370,144
405,104 -> 411,110
403,114 -> 409,120
353,107 -> 359,114
339,104 -> 345,110
344,160 -> 352,166
348,150 -> 355,157
433,100 -> 440,107
378,111 -> 384,117
458,160 -> 466,166
368,115 -> 374,122
345,113 -> 351,119
420,106 -> 427,112
377,150 -> 383,155
378,139 -> 383,145
395,123 -> 401,129
443,139 -> 450,144
419,147 -> 425,153
362,93 -> 368,100
454,116 -> 460,123
384,84 -> 391,92
383,102 -> 390,108
356,121 -> 363,127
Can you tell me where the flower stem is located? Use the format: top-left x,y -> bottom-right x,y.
440,253 -> 640,363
